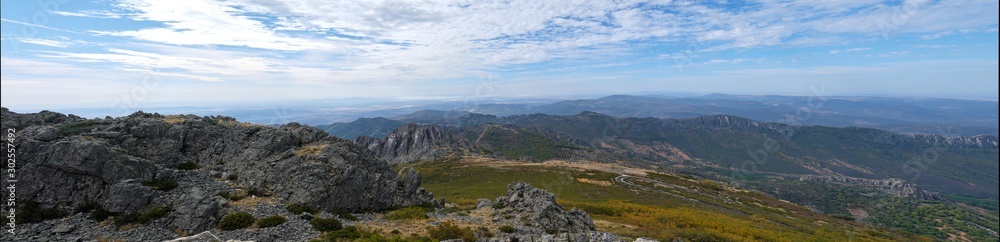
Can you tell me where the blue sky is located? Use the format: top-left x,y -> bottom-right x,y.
2,0 -> 998,110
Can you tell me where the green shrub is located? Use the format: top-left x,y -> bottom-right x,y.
286,203 -> 317,215
699,180 -> 724,191
386,206 -> 430,220
17,201 -> 66,223
310,217 -> 343,232
114,206 -> 171,226
325,225 -> 363,239
74,202 -> 112,221
141,178 -> 179,191
492,201 -> 505,209
310,226 -> 436,242
331,209 -> 358,221
427,221 -> 476,242
56,120 -> 105,136
257,215 -> 287,228
90,207 -> 113,221
227,174 -> 238,181
220,212 -> 256,230
176,162 -> 199,170
216,191 -> 245,201
499,225 -> 515,233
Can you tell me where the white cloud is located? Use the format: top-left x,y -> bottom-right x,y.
3,0 -> 998,108
18,38 -> 71,48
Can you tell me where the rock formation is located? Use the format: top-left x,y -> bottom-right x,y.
491,182 -> 596,234
354,123 -> 475,164
800,175 -> 940,200
1,108 -> 433,240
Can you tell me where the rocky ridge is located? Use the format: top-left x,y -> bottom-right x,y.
1,108 -> 433,240
799,175 -> 940,200
354,123 -> 476,164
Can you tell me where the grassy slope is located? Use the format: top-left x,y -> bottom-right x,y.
409,157 -> 927,241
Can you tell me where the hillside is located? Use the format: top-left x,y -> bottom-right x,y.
0,108 -> 618,241
409,156 -> 929,241
326,110 -> 1000,240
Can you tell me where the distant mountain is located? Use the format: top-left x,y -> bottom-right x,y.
317,94 -> 997,137
326,110 -> 999,240
327,110 -> 999,198
314,117 -> 402,139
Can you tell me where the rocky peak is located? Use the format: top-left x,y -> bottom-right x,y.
355,123 -> 475,164
2,108 -> 434,238
491,182 -> 595,234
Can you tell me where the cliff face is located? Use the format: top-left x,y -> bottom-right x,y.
354,123 -> 475,164
1,108 -> 433,235
800,175 -> 940,200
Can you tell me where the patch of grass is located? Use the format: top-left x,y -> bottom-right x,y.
386,206 -> 431,220
310,226 -> 436,242
75,202 -> 113,221
413,159 -> 926,242
310,217 -> 343,232
56,120 -> 105,136
141,178 -> 179,191
427,221 -> 476,242
175,162 -> 199,170
286,203 -> 317,215
114,206 -> 171,226
16,201 -> 66,223
247,187 -> 271,197
295,143 -> 328,156
216,191 -> 245,201
220,212 -> 255,230
498,225 -> 515,233
331,209 -> 358,221
257,215 -> 287,228
699,180 -> 724,191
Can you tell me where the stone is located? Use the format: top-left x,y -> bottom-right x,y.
493,182 -> 595,234
476,198 -> 492,209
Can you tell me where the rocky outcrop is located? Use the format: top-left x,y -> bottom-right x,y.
1,108 -> 434,239
491,182 -> 595,234
800,175 -> 940,200
355,123 -> 475,164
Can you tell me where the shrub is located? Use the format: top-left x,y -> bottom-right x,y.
331,209 -> 358,221
114,206 -> 171,226
492,201 -> 505,209
310,217 -> 343,232
220,212 -> 256,230
257,215 -> 287,228
75,202 -> 112,221
700,180 -> 724,191
386,206 -> 430,220
215,191 -> 246,201
56,120 -> 105,136
141,178 -> 179,191
176,162 -> 199,170
498,225 -> 516,233
17,201 -> 66,223
247,187 -> 270,197
427,221 -> 476,242
286,203 -> 317,215
227,174 -> 239,181
90,208 -> 113,221
325,225 -> 363,239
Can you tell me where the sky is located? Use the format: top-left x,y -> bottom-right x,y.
1,0 -> 998,111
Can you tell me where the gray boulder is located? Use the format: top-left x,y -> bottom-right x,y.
493,182 -> 595,234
